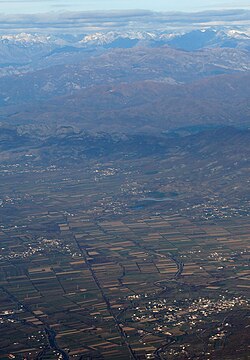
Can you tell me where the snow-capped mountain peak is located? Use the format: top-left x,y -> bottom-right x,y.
79,31 -> 158,45
0,33 -> 52,44
226,29 -> 250,39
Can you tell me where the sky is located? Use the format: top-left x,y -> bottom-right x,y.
0,0 -> 250,14
0,1 -> 249,33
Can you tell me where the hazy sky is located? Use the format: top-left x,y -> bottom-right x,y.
1,0 -> 250,14
0,1 -> 249,34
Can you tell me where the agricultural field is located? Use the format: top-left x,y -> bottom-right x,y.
0,151 -> 249,360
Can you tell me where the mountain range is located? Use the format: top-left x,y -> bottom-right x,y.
0,28 -> 249,72
0,27 -> 249,134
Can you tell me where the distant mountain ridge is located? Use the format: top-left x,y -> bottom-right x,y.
1,28 -> 249,47
0,27 -> 249,71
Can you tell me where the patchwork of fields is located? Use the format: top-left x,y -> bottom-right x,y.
0,158 -> 249,359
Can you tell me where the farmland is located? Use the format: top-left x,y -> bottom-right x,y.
0,139 -> 249,359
